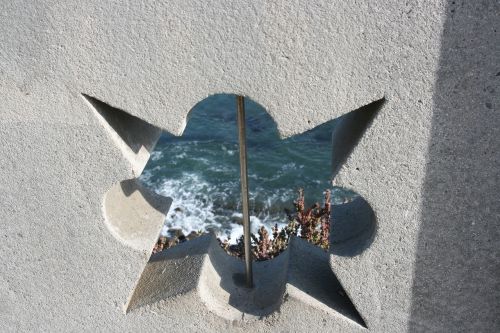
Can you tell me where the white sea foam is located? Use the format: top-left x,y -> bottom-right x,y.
221,145 -> 235,156
281,162 -> 296,171
223,216 -> 288,243
190,157 -> 211,164
141,169 -> 356,244
150,173 -> 219,235
140,171 -> 295,244
150,151 -> 163,161
174,152 -> 187,159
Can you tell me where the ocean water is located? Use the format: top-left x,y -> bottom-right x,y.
139,94 -> 355,242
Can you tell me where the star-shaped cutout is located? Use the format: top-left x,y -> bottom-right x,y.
82,93 -> 384,328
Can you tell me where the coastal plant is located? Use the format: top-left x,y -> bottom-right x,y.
152,230 -> 203,254
286,188 -> 331,250
153,189 -> 331,260
219,188 -> 331,260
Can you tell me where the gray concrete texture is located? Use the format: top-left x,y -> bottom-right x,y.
0,0 -> 498,332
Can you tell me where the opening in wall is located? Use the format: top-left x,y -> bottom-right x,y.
85,92 -> 383,325
139,93 -> 358,257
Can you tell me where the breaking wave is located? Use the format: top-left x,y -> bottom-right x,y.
139,94 -> 356,243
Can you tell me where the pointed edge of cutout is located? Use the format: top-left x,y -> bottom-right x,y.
125,235 -> 367,328
124,234 -> 213,313
82,93 -> 163,176
331,98 -> 386,180
287,237 -> 367,329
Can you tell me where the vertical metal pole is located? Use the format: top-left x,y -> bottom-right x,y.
236,95 -> 253,288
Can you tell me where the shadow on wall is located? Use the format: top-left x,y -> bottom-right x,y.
329,196 -> 376,257
410,1 -> 500,332
82,93 -> 161,155
120,179 -> 172,214
199,235 -> 366,326
331,98 -> 385,179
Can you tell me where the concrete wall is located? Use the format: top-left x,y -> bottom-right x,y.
1,1 -> 498,332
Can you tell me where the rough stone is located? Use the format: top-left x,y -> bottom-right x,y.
0,0 -> 498,332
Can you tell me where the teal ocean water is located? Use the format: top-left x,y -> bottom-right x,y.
139,94 -> 355,242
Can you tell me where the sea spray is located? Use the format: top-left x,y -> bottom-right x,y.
139,94 -> 356,243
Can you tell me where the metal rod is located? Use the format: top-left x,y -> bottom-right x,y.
236,95 -> 253,288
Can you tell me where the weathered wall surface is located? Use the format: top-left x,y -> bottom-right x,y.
330,1 -> 499,332
0,0 -> 498,332
409,1 -> 499,331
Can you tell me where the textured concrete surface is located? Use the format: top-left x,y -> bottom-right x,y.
128,234 -> 365,327
408,1 -> 499,331
1,0 -> 498,332
103,179 -> 172,252
82,94 -> 163,176
329,1 -> 499,332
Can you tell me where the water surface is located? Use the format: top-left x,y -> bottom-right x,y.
140,94 -> 354,241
